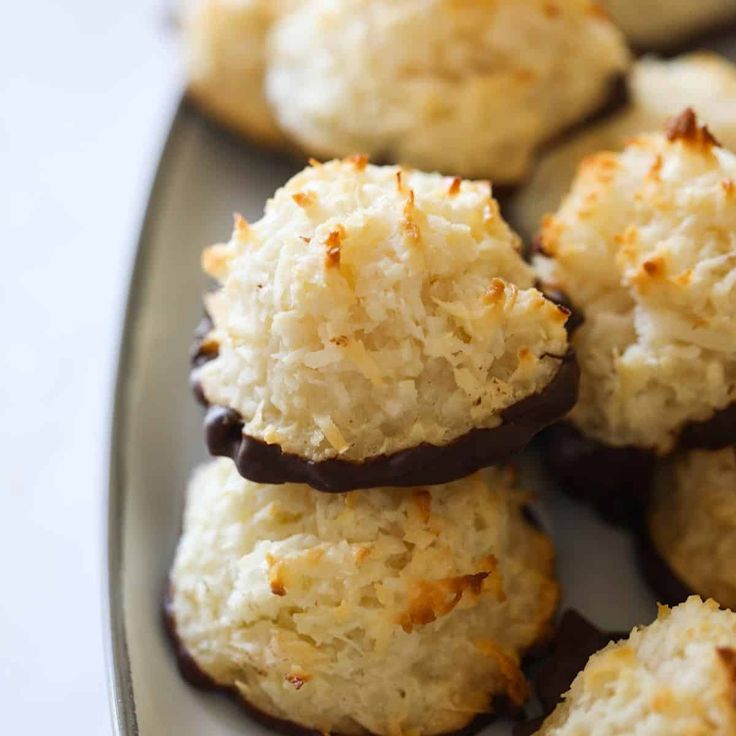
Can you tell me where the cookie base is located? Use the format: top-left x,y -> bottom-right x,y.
635,533 -> 694,607
539,423 -> 655,526
162,587 -> 529,736
512,611 -> 627,736
679,401 -> 736,451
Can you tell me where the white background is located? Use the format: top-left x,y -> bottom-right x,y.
0,2 -> 178,732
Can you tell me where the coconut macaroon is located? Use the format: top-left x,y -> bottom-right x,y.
195,159 -> 575,491
167,458 -> 559,736
534,597 -> 736,736
264,0 -> 628,184
512,53 -> 736,239
180,0 -> 291,147
534,110 -> 736,457
601,0 -> 736,51
647,447 -> 736,610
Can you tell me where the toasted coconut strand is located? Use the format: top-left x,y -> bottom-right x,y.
665,108 -> 721,147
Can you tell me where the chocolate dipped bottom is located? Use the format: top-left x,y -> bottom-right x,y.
512,611 -> 627,736
535,282 -> 735,526
191,317 -> 580,493
635,533 -> 693,608
164,586 -> 539,736
628,17 -> 736,57
539,422 -> 655,526
540,400 -> 736,527
679,402 -> 736,451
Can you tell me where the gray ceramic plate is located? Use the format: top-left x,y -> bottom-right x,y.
107,33 -> 736,731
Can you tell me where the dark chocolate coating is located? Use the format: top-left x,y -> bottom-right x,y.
536,611 -> 626,714
513,611 -> 627,736
636,532 -> 693,607
512,716 -> 546,736
540,422 -> 655,526
678,401 -> 736,452
540,396 -> 736,525
162,586 -> 529,736
190,314 -> 219,406
192,313 -> 579,492
163,589 -> 218,692
630,16 -> 736,57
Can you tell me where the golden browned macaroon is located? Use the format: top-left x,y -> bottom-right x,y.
167,459 -> 559,736
534,110 -> 736,459
180,0 -> 291,148
192,159 -> 577,491
601,0 -> 736,50
511,53 -> 736,240
265,0 -> 628,183
648,447 -> 736,610
180,0 -> 628,182
534,597 -> 736,735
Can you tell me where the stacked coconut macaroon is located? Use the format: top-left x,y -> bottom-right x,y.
167,158 -> 582,735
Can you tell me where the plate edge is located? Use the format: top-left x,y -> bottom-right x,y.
104,98 -> 191,736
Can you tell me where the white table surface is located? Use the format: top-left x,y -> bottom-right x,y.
0,2 -> 179,731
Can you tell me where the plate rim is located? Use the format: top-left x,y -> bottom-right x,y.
104,99 -> 189,736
